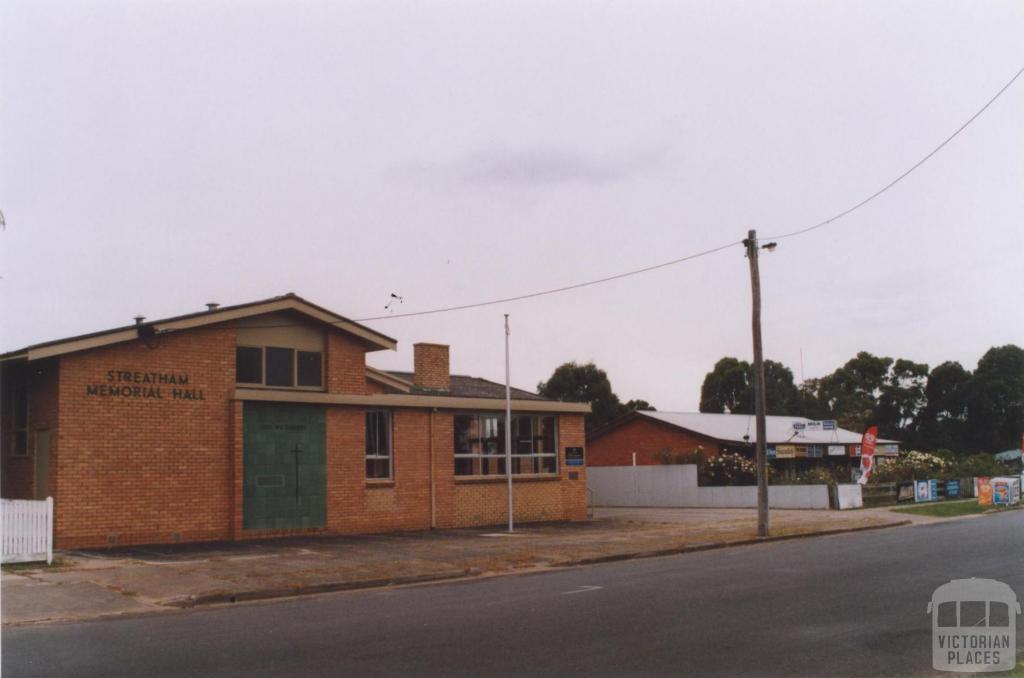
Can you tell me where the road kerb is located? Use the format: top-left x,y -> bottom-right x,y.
159,569 -> 479,608
551,519 -> 914,567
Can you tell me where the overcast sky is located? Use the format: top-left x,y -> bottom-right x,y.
2,1 -> 1022,410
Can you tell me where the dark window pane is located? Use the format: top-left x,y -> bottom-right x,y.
297,351 -> 323,387
366,458 -> 390,479
540,456 -> 557,474
13,431 -> 28,457
960,601 -> 986,627
539,416 -> 556,456
265,347 -> 294,387
365,411 -> 392,479
455,458 -> 474,476
455,415 -> 480,455
481,457 -> 505,476
515,416 -> 532,456
366,412 -> 379,455
236,347 -> 263,384
379,412 -> 391,454
937,601 -> 957,627
365,411 -> 391,456
13,374 -> 28,427
990,602 -> 1009,627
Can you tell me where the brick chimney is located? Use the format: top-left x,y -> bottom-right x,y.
413,343 -> 450,392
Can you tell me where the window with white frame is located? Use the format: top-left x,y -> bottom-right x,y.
365,410 -> 393,479
236,346 -> 323,389
453,413 -> 557,476
806,444 -> 823,458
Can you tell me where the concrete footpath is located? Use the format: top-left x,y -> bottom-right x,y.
2,507 -> 910,626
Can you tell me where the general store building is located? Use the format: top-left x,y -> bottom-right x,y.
1,294 -> 589,549
587,411 -> 898,475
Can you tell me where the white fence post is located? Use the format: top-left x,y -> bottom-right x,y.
1,496 -> 54,564
46,496 -> 54,564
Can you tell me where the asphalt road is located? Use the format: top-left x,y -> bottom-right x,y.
3,511 -> 1022,678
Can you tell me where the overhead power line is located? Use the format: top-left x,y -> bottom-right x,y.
357,64 -> 1022,322
354,240 -> 744,322
765,64 -> 1024,241
228,65 -> 1022,329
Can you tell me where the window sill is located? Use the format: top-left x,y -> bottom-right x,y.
365,479 -> 395,488
455,474 -> 561,484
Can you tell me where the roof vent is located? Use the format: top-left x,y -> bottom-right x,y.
206,303 -> 220,311
134,316 -> 145,325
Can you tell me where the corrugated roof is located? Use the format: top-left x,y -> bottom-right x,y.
636,411 -> 898,445
385,371 -> 546,401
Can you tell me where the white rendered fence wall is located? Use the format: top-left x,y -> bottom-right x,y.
587,466 -> 832,509
835,483 -> 863,509
1,497 -> 53,564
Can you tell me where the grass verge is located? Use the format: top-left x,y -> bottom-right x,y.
892,499 -> 1015,518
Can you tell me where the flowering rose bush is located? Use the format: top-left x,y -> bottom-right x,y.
699,453 -> 757,486
868,450 -> 949,483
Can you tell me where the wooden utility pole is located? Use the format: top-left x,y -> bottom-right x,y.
504,314 -> 514,533
744,229 -> 770,538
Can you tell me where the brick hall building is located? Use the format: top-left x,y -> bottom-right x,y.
1,294 -> 589,549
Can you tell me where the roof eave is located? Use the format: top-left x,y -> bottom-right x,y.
8,294 -> 397,361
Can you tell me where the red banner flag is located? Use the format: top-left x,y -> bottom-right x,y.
858,426 -> 879,485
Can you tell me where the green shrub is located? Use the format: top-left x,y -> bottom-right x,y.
945,453 -> 1013,479
869,449 -> 1015,482
771,466 -> 851,485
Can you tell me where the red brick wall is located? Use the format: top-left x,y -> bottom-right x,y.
587,416 -> 723,466
234,408 -> 586,538
365,378 -> 388,394
326,333 -> 369,395
55,327 -> 236,548
321,408 -> 432,534
437,412 -> 587,528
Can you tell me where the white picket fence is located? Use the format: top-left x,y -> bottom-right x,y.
1,497 -> 53,564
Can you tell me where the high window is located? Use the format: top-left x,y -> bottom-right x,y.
365,410 -> 392,479
236,346 -> 323,389
453,414 -> 557,476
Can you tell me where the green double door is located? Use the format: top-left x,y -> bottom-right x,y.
243,403 -> 326,530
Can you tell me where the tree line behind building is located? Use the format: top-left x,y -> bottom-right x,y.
537,344 -> 1024,456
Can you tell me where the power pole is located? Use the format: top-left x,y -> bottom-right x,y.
504,314 -> 514,533
744,229 -> 771,538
